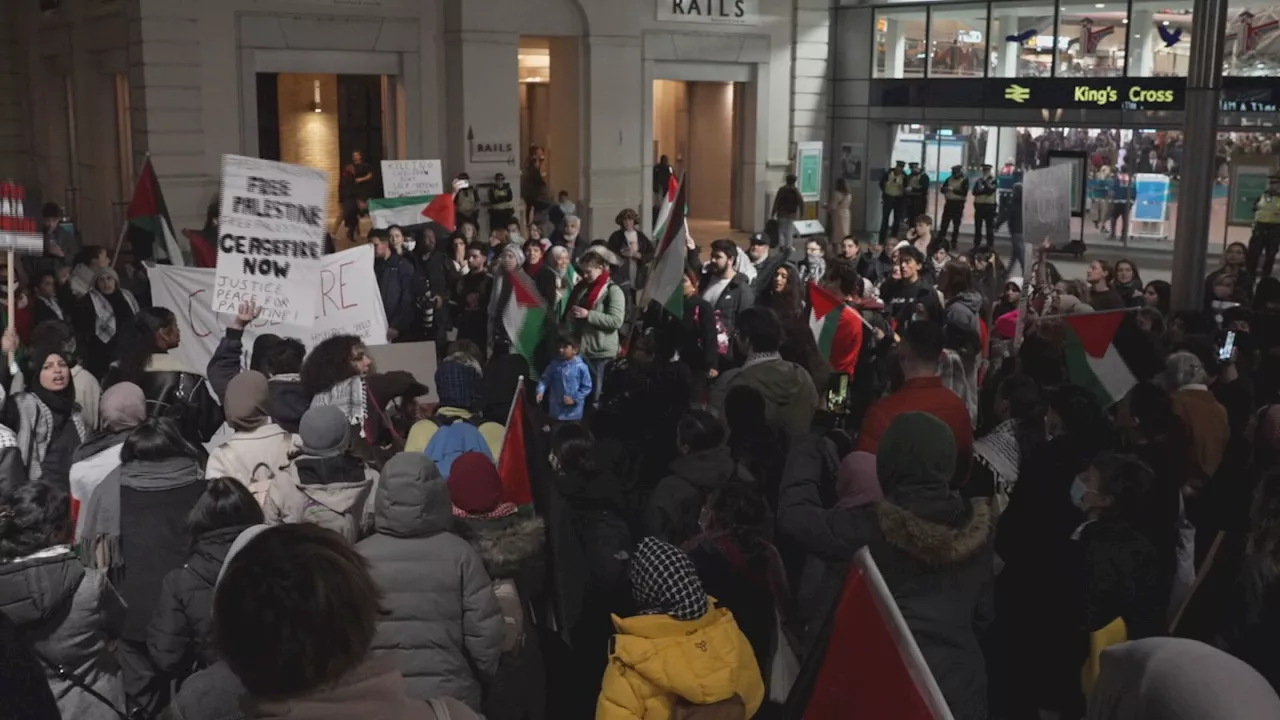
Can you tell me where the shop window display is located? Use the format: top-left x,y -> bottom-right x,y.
1055,3 -> 1128,77
874,9 -> 928,79
1127,2 -> 1193,76
988,2 -> 1061,78
1223,6 -> 1280,76
928,4 -> 990,78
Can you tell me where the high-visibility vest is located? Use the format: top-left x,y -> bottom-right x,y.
944,176 -> 966,202
883,172 -> 905,197
973,177 -> 997,205
1257,193 -> 1280,224
490,185 -> 514,211
907,174 -> 927,193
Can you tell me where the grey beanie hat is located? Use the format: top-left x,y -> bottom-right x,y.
298,405 -> 352,458
215,524 -> 271,589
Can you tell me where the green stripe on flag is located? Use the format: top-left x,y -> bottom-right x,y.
817,311 -> 841,359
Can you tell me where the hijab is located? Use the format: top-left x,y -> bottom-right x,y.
100,382 -> 146,432
225,371 -> 271,432
28,347 -> 78,417
1088,638 -> 1280,720
876,412 -> 966,525
836,451 -> 883,508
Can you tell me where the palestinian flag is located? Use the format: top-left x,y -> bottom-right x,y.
1062,309 -> 1162,408
785,548 -> 954,720
369,194 -> 454,231
653,172 -> 679,240
555,262 -> 578,319
809,282 -> 863,376
497,379 -> 534,508
126,158 -> 189,265
638,173 -> 688,316
502,271 -> 548,372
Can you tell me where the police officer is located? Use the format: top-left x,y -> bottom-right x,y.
879,160 -> 907,243
488,172 -> 515,233
972,163 -> 998,249
905,162 -> 930,228
1248,173 -> 1280,279
938,165 -> 968,250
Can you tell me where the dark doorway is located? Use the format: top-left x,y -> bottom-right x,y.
338,75 -> 385,198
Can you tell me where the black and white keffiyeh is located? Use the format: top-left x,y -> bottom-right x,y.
309,375 -> 368,436
975,419 -> 1022,504
37,296 -> 64,321
630,537 -> 709,622
89,288 -> 140,345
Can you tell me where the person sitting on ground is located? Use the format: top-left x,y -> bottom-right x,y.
146,477 -> 264,689
597,536 -> 764,719
215,523 -> 481,719
357,452 -> 504,712
711,307 -> 819,440
858,320 -> 974,486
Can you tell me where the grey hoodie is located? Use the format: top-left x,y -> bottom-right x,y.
713,354 -> 821,439
944,290 -> 984,356
356,453 -> 504,712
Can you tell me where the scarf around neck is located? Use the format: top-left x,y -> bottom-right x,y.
89,288 -> 140,345
75,456 -> 202,570
37,295 -> 64,321
576,270 -> 611,310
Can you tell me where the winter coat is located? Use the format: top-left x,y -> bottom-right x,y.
699,271 -> 755,335
537,355 -> 592,422
161,660 -> 246,720
712,356 -> 820,439
596,602 -> 765,720
356,453 -> 504,711
147,526 -> 249,682
69,430 -> 127,534
205,425 -> 298,504
0,547 -> 126,720
944,290 -> 984,358
646,445 -> 755,547
376,252 -> 420,337
778,434 -> 995,720
750,249 -> 788,295
242,657 -> 479,720
0,611 -> 61,720
567,278 -> 626,361
107,354 -> 223,443
262,455 -> 376,543
455,513 -> 548,720
606,229 -> 653,289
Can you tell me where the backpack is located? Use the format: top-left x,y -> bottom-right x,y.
423,414 -> 493,478
297,482 -> 373,544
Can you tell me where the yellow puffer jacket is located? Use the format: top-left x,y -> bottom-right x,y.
596,602 -> 764,720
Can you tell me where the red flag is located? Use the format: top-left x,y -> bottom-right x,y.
801,549 -> 954,720
183,229 -> 218,268
422,193 -> 455,232
497,383 -> 534,508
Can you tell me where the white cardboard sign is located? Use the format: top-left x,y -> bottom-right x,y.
381,159 -> 444,198
151,245 -> 388,376
216,154 -> 328,326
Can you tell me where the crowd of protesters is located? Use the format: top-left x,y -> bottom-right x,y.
2,157 -> 1280,720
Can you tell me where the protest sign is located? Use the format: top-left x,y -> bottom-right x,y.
216,155 -> 328,326
381,159 -> 444,198
151,245 -> 387,375
1022,164 -> 1073,252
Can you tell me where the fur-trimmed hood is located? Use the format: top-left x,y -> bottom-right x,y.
456,514 -> 546,580
875,498 -> 993,568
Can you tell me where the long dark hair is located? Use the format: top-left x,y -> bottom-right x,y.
117,306 -> 176,385
0,481 -> 71,561
187,478 -> 264,550
1145,280 -> 1172,316
1091,452 -> 1179,583
300,335 -> 363,398
121,416 -> 201,464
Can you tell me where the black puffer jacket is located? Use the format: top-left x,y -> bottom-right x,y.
108,354 -> 223,443
645,445 -> 755,547
147,525 -> 250,682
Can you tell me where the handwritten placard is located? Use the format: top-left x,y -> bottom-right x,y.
216,154 -> 328,326
381,159 -> 444,198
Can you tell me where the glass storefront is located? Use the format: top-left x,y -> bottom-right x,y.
883,123 -> 1279,252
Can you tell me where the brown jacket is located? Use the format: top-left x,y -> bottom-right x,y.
245,657 -> 478,720
1171,387 -> 1230,489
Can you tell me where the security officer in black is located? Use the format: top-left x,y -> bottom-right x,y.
878,159 -> 907,243
938,165 -> 968,250
972,163 -> 998,249
905,161 -> 930,225
488,172 -> 515,232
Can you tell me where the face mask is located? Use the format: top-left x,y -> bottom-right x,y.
404,240 -> 417,252
1070,476 -> 1090,512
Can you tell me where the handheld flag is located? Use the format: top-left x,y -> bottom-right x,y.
422,193 -> 455,231
787,548 -> 955,720
369,195 -> 437,229
808,282 -> 863,376
497,378 -> 534,508
122,157 -> 189,266
1060,309 -> 1161,408
502,271 -> 549,373
638,173 -> 688,317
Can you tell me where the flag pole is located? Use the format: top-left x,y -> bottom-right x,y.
1025,305 -> 1140,324
502,376 -> 525,440
112,152 -> 149,269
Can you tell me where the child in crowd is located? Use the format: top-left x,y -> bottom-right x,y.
538,331 -> 593,422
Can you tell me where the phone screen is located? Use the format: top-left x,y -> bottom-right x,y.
1218,331 -> 1236,361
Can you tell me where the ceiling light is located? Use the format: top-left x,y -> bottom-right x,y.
1095,3 -> 1105,7
1122,19 -> 1129,24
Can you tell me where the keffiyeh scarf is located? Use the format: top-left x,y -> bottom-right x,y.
89,288 -> 139,345
309,376 -> 368,437
12,393 -> 86,484
37,296 -> 64,321
630,537 -> 709,622
975,419 -> 1022,508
